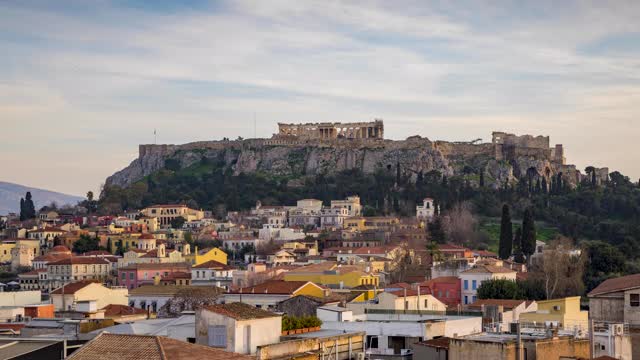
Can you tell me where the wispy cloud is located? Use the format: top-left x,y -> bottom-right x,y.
1,0 -> 639,195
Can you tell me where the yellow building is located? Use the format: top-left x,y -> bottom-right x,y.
519,296 -> 588,328
343,216 -> 400,232
284,262 -> 379,288
1,239 -> 40,264
185,247 -> 228,266
140,205 -> 204,227
105,233 -> 142,254
0,242 -> 15,263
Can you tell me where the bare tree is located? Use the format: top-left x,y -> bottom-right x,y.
440,202 -> 478,246
531,237 -> 585,300
158,287 -> 223,317
388,242 -> 422,284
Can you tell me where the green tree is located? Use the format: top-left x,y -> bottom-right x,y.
428,217 -> 446,244
479,170 -> 485,187
521,208 -> 536,257
20,192 -> 36,221
477,279 -> 519,299
73,234 -> 101,253
499,204 -> 513,259
170,216 -> 186,229
512,227 -> 524,263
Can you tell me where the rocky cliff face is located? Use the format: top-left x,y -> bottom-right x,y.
105,136 -> 581,191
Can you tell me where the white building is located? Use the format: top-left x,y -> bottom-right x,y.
416,198 -> 435,220
320,207 -> 350,229
222,238 -> 266,250
460,264 -> 517,305
289,199 -> 323,227
330,196 -> 362,217
196,302 -> 282,355
319,311 -> 482,356
258,227 -> 306,242
191,260 -> 235,289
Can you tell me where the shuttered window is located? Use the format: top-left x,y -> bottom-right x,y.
209,325 -> 226,347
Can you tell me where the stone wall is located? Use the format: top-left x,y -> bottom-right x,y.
492,132 -> 550,149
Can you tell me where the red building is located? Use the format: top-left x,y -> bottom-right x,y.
118,262 -> 190,289
418,276 -> 461,308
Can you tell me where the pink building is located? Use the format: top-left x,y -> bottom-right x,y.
418,276 -> 461,309
118,262 -> 190,289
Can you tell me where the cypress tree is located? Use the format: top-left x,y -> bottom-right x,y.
541,177 -> 548,194
499,204 -> 513,259
24,192 -> 35,219
556,173 -> 563,193
428,216 -> 446,244
521,208 -> 537,257
479,170 -> 485,187
19,198 -> 25,221
512,227 -> 525,263
591,171 -> 597,187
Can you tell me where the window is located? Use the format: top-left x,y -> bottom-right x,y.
630,294 -> 640,307
464,280 -> 468,290
472,280 -> 477,290
209,325 -> 226,347
464,296 -> 468,305
129,272 -> 134,280
445,290 -> 450,298
424,299 -> 428,307
472,296 -> 477,303
121,272 -> 126,279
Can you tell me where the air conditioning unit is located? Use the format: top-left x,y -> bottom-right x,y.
553,305 -> 561,311
613,324 -> 624,336
356,352 -> 366,360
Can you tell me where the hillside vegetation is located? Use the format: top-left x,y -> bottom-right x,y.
100,157 -> 640,290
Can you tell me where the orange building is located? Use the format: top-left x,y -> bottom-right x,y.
24,304 -> 55,318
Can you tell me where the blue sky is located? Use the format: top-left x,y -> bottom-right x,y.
1,0 -> 639,195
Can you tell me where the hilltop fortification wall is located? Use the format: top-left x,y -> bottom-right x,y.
107,127 -> 580,192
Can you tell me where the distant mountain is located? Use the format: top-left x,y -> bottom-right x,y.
0,181 -> 84,215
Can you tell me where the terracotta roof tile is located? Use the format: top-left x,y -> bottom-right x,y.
192,260 -> 234,270
467,299 -> 527,309
102,304 -> 147,317
119,262 -> 190,271
461,264 -> 516,274
67,333 -> 251,360
51,280 -> 100,295
204,302 -> 281,320
232,280 -> 315,295
588,273 -> 640,296
48,257 -> 110,265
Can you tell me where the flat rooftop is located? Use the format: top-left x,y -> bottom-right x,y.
282,329 -> 364,339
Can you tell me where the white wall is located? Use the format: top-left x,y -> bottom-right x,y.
0,291 -> 40,306
317,307 -> 353,322
196,308 -> 281,355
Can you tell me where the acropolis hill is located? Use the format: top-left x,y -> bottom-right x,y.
106,120 -> 607,189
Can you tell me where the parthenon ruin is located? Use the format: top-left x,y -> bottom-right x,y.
277,120 -> 384,140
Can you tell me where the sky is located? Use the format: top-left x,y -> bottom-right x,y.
1,0 -> 640,196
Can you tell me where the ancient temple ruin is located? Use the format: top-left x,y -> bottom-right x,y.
277,120 -> 384,140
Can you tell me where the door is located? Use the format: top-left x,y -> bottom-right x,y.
244,325 -> 251,354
